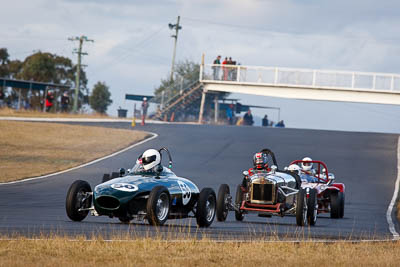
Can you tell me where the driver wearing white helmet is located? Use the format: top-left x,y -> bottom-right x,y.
301,157 -> 314,174
141,149 -> 161,170
300,157 -> 318,182
132,149 -> 163,174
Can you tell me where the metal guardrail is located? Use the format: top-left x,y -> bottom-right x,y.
161,80 -> 199,108
152,77 -> 199,108
200,64 -> 400,92
151,79 -> 202,120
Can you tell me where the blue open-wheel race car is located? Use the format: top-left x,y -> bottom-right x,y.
65,147 -> 216,227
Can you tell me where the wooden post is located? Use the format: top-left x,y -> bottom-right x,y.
214,94 -> 219,124
43,86 -> 48,112
199,53 -> 205,81
54,89 -> 59,113
198,89 -> 206,124
17,89 -> 21,110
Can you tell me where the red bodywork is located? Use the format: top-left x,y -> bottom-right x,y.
290,160 -> 345,214
240,200 -> 282,213
289,160 -> 345,193
290,160 -> 330,183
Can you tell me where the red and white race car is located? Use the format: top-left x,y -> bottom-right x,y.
287,160 -> 345,220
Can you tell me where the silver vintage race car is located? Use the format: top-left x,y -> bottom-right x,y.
216,149 -> 318,226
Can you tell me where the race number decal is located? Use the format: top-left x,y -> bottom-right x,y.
177,181 -> 191,205
111,183 -> 138,192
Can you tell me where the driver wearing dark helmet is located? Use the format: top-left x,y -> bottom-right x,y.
242,152 -> 269,188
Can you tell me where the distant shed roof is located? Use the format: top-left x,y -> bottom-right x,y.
0,77 -> 71,91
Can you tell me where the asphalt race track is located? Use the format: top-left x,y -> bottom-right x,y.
0,122 -> 399,240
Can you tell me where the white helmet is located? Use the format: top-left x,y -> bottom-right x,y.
287,164 -> 301,175
141,149 -> 161,170
143,97 -> 147,101
301,157 -> 313,171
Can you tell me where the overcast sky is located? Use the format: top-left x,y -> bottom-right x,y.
2,0 -> 400,133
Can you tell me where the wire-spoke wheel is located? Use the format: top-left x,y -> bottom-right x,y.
307,188 -> 318,226
296,189 -> 308,226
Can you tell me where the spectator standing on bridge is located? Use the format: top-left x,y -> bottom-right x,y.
141,97 -> 149,126
212,55 -> 221,80
222,57 -> 228,81
61,91 -> 70,112
227,57 -> 234,80
243,109 -> 254,126
231,59 -> 238,81
45,91 -> 54,112
262,115 -> 269,127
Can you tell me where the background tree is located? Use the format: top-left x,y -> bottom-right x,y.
0,49 -> 90,110
17,51 -> 84,86
154,60 -> 200,98
153,59 -> 228,122
0,48 -> 10,77
7,59 -> 22,79
89,81 -> 112,114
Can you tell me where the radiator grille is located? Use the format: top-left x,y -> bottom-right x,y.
252,183 -> 274,202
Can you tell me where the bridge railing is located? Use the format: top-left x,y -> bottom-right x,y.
200,64 -> 400,92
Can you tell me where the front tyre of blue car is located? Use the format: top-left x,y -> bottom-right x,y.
146,186 -> 170,226
65,180 -> 92,222
196,188 -> 216,228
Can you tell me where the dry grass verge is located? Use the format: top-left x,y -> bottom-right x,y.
0,237 -> 399,267
0,121 -> 149,182
0,107 -> 129,119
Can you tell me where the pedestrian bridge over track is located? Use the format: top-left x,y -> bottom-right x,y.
199,64 -> 400,105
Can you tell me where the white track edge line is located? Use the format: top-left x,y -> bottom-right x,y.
386,136 -> 400,240
0,132 -> 158,185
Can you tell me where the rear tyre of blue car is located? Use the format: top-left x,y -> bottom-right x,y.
196,188 -> 216,228
66,180 -> 92,222
146,186 -> 170,226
